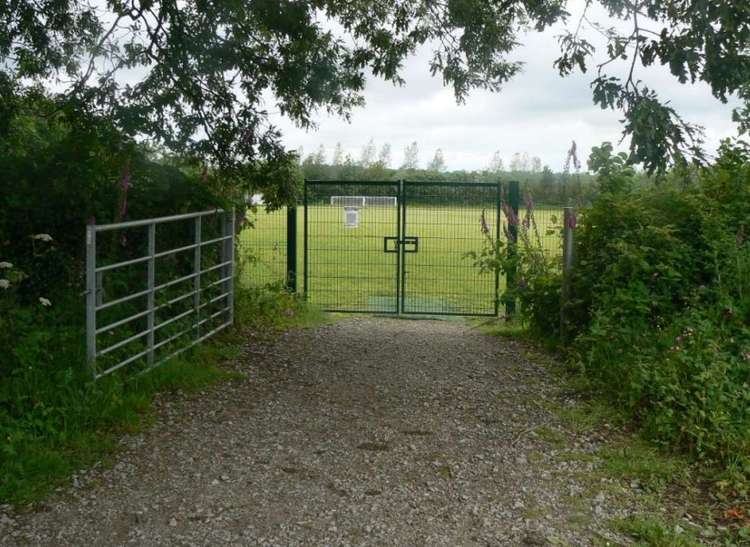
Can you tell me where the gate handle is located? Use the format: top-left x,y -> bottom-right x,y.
383,236 -> 399,253
402,236 -> 419,253
383,236 -> 419,253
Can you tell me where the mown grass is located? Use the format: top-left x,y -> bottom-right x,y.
0,285 -> 323,507
240,204 -> 563,314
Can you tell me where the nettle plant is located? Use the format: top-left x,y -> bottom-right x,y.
465,191 -> 561,326
563,141 -> 750,472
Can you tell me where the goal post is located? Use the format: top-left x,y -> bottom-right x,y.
330,196 -> 397,207
330,196 -> 365,207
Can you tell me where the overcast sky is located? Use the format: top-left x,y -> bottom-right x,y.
269,3 -> 740,173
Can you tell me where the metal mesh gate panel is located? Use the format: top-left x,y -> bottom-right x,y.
238,180 -> 568,317
401,182 -> 500,315
304,181 -> 400,313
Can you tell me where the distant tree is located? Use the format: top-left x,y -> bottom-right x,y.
332,143 -> 344,166
402,141 -> 419,170
302,145 -> 329,179
540,166 -> 556,202
314,145 -> 327,165
377,143 -> 392,168
489,151 -> 505,173
6,0 -> 749,175
520,152 -> 530,171
341,153 -> 358,179
510,152 -> 522,172
360,138 -> 377,167
531,156 -> 543,173
428,148 -> 446,172
303,152 -> 315,166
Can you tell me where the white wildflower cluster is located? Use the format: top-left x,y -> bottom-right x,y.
0,234 -> 55,303
670,326 -> 695,352
0,261 -> 10,289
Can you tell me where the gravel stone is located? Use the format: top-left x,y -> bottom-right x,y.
0,317 -> 648,545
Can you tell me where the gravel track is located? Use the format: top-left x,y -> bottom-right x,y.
0,317 -> 637,546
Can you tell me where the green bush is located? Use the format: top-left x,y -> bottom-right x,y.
0,282 -> 318,505
519,141 -> 750,480
0,90 -> 241,504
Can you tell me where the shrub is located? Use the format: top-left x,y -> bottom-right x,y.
0,90 -> 231,503
516,140 -> 750,480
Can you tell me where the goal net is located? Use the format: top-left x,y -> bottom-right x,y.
329,196 -> 397,207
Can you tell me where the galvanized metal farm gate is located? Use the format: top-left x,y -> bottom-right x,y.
244,180 -> 522,317
85,209 -> 235,379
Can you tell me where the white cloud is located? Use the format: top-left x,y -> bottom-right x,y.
270,5 -> 740,172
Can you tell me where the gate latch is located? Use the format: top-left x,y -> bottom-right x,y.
384,236 -> 399,253
401,236 -> 419,253
383,236 -> 419,253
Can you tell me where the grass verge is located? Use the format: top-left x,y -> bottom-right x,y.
0,285 -> 324,507
476,318 -> 750,545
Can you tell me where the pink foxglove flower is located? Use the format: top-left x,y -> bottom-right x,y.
524,191 -> 534,211
480,209 -> 490,236
118,165 -> 131,219
501,203 -> 518,226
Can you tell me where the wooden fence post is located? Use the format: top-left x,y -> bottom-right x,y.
560,207 -> 576,339
505,180 -> 520,319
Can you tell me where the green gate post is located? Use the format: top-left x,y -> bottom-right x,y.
286,205 -> 297,292
505,180 -> 520,319
494,181 -> 502,317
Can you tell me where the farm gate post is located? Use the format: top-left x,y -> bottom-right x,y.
505,180 -> 520,319
286,205 -> 297,292
560,207 -> 576,339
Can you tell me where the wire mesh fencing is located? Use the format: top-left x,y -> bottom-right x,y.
237,206 -> 299,288
305,181 -> 401,313
236,181 -> 567,316
401,182 -> 501,315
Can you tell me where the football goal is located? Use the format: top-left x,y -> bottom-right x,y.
330,196 -> 397,207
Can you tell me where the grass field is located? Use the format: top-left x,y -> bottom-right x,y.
238,203 -> 563,315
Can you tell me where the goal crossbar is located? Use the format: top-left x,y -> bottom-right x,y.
329,196 -> 397,207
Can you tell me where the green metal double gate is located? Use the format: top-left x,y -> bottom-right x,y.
281,180 -> 514,316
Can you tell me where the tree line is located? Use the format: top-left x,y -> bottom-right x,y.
297,140 -> 608,205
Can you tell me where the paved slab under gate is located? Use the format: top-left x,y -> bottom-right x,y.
0,318 -> 639,545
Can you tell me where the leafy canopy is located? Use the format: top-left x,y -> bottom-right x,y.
2,0 -> 748,175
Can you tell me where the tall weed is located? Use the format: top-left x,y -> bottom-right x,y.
514,141 -> 750,483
